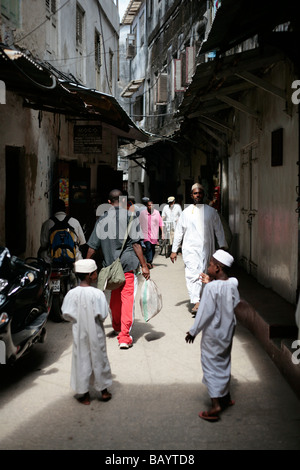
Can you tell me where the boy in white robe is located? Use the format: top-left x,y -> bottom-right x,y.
185,249 -> 240,421
62,259 -> 112,405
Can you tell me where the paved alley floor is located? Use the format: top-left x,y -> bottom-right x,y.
0,252 -> 299,452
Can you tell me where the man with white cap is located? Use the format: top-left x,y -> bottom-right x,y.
162,196 -> 182,252
185,249 -> 240,421
62,259 -> 112,405
170,183 -> 227,314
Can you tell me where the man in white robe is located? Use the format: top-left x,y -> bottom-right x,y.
62,259 -> 112,404
185,250 -> 240,421
170,183 -> 227,313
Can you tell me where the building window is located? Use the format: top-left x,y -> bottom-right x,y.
140,11 -> 145,47
45,0 -> 57,53
1,0 -> 20,26
109,49 -> 114,91
133,96 -> 143,122
46,0 -> 56,15
271,128 -> 283,166
95,30 -> 102,70
76,4 -> 84,48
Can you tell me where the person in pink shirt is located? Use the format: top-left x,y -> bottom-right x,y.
139,200 -> 164,268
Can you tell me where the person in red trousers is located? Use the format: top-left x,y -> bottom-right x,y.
86,189 -> 150,349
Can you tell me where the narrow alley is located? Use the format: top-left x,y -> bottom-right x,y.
0,252 -> 299,452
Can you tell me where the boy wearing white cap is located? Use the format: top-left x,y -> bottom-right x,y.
62,259 -> 112,405
185,249 -> 240,421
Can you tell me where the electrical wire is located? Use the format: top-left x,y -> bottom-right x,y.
5,51 -> 57,90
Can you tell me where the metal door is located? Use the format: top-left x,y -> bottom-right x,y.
240,143 -> 259,277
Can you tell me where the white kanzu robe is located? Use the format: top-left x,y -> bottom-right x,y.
62,286 -> 112,394
172,204 -> 227,304
189,278 -> 240,398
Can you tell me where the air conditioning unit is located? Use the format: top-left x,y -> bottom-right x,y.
174,59 -> 185,92
186,46 -> 195,84
126,43 -> 135,59
156,73 -> 168,104
126,34 -> 136,59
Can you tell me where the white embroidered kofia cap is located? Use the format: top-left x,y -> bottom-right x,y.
75,259 -> 97,273
213,250 -> 234,267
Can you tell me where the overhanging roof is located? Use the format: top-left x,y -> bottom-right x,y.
178,45 -> 286,122
121,78 -> 144,98
201,0 -> 298,54
0,44 -> 149,142
121,0 -> 142,25
174,42 -> 288,156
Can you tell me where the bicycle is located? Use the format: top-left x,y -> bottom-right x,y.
159,221 -> 174,258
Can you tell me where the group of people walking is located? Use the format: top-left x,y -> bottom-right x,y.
39,183 -> 240,422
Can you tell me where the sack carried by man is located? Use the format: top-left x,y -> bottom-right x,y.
97,215 -> 133,292
140,279 -> 163,322
97,258 -> 125,291
49,215 -> 77,266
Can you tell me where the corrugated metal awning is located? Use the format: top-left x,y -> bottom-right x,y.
0,44 -> 149,142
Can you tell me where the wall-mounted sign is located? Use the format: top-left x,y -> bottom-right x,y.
74,125 -> 102,154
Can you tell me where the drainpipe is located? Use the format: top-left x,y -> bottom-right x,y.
297,104 -> 300,340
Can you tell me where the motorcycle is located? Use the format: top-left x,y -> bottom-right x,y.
49,264 -> 76,322
0,246 -> 52,365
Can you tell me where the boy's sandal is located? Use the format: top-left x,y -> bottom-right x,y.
77,392 -> 90,405
198,411 -> 220,422
101,390 -> 112,402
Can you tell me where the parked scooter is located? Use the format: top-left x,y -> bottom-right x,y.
49,264 -> 76,322
0,246 -> 52,365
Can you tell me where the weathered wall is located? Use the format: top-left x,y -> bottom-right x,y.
0,91 -> 58,255
0,0 -> 120,258
228,59 -> 299,303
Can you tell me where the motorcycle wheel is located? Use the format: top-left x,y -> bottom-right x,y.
49,272 -> 74,322
49,293 -> 65,322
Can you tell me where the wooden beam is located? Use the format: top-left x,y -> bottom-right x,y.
189,102 -> 230,117
199,124 -> 227,146
235,70 -> 286,101
215,50 -> 285,81
217,95 -> 259,119
199,131 -> 219,151
198,81 -> 253,102
198,115 -> 233,133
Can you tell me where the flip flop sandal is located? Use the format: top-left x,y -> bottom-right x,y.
77,393 -> 90,405
101,391 -> 112,402
198,411 -> 220,422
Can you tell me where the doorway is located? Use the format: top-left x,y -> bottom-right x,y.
5,146 -> 26,255
240,143 -> 259,277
